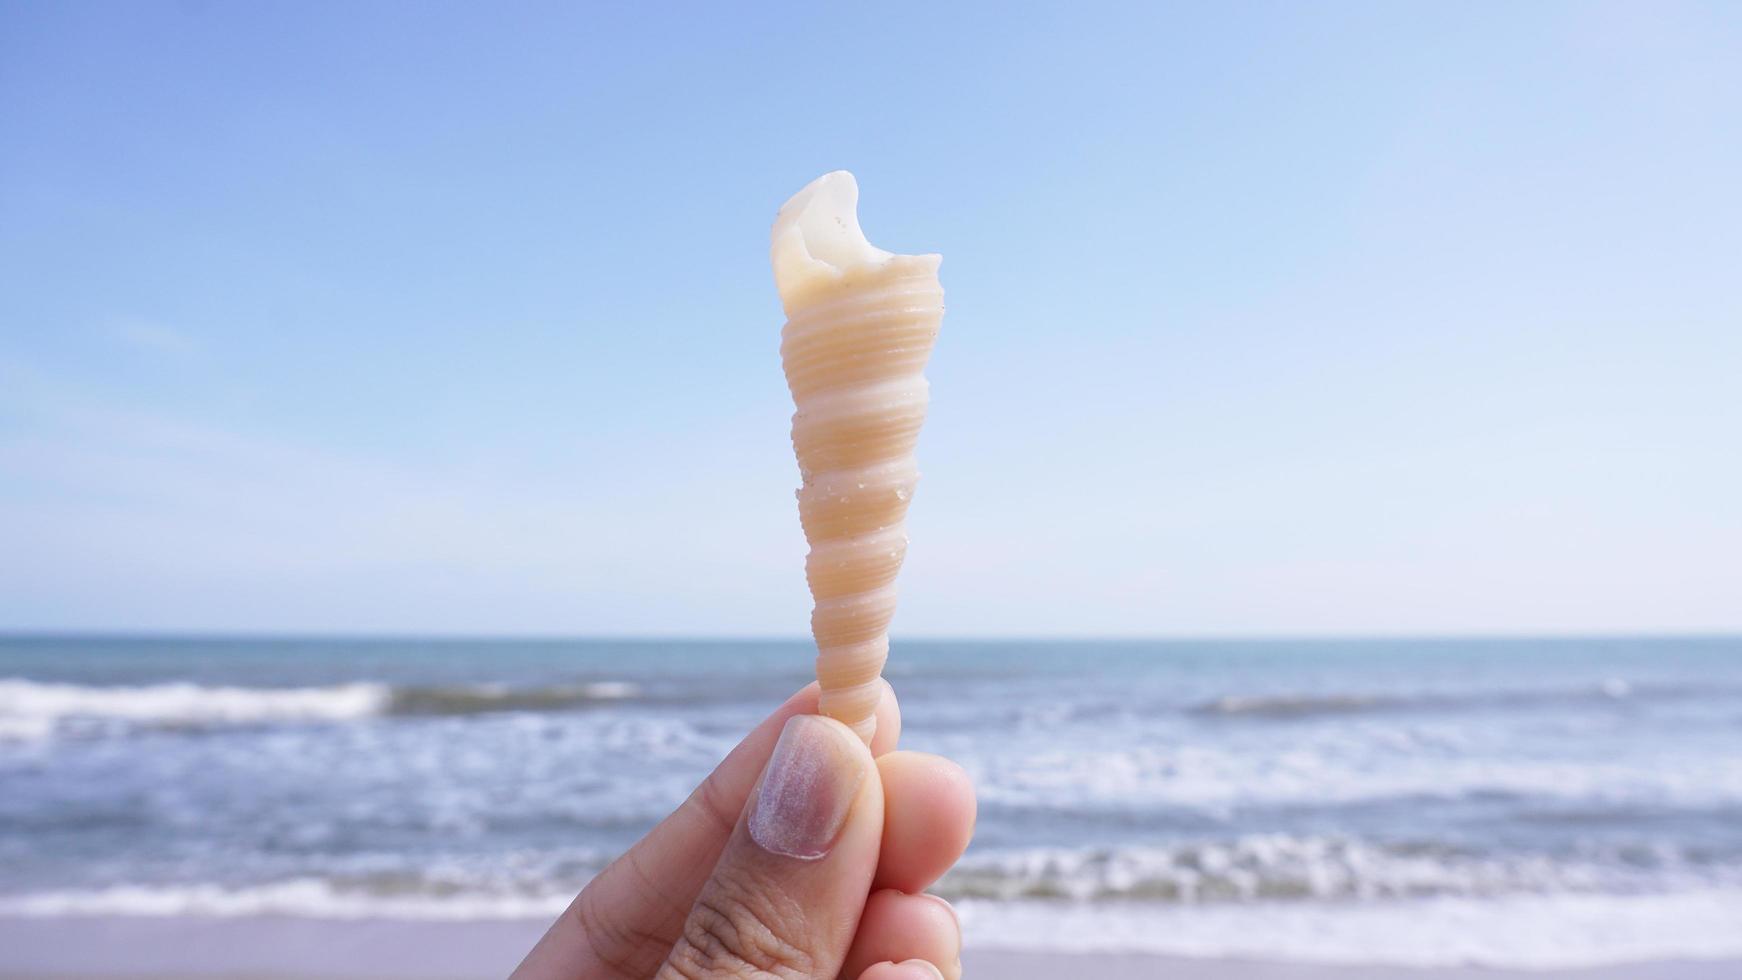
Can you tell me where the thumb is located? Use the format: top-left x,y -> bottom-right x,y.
658,714 -> 882,979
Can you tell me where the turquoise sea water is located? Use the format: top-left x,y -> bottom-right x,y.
2,635 -> 1740,967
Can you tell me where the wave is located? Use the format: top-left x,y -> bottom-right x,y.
22,835 -> 1708,922
0,879 -> 570,921
936,835 -> 1742,904
1191,693 -> 1396,719
1189,678 -> 1709,720
956,890 -> 1742,968
967,738 -> 1742,812
0,679 -> 390,738
0,678 -> 642,738
387,681 -> 639,716
8,867 -> 1742,969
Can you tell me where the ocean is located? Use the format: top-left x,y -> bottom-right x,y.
2,635 -> 1740,969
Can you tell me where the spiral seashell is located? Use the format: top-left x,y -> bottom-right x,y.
772,171 -> 943,743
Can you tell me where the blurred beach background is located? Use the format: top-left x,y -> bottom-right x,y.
4,635 -> 1742,977
3,1 -> 1740,977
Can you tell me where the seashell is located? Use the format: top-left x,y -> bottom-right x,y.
772,171 -> 942,742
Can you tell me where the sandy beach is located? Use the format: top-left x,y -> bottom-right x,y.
1,916 -> 1737,980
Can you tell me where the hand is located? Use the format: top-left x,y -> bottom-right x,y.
511,681 -> 977,979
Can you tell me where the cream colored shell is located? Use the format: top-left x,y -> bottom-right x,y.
772,171 -> 943,742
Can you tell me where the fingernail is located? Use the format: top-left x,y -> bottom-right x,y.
749,714 -> 867,859
921,892 -> 962,933
897,960 -> 947,980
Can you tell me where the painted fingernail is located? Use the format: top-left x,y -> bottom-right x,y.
749,714 -> 867,859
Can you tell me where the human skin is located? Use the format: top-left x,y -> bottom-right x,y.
510,683 -> 976,979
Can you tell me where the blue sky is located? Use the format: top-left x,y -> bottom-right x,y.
2,2 -> 1738,636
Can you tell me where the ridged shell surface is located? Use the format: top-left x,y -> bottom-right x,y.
772,172 -> 942,742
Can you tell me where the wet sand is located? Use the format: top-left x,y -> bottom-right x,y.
1,916 -> 1737,979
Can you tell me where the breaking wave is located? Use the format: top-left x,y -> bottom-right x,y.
936,835 -> 1742,903
8,842 -> 1742,969
11,834 -> 1736,918
0,879 -> 570,921
955,890 -> 1742,968
387,681 -> 639,716
1189,678 -> 1707,720
0,678 -> 642,738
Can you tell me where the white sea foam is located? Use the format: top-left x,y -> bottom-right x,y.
936,836 -> 1708,903
0,677 -> 653,738
8,879 -> 1742,968
956,890 -> 1742,968
5,637 -> 1738,970
0,678 -> 391,736
0,880 -> 569,921
582,681 -> 639,700
956,737 -> 1742,811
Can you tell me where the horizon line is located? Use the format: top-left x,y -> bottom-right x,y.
2,628 -> 1738,644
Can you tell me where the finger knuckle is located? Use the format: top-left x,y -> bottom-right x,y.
661,867 -> 813,979
689,770 -> 741,838
570,878 -> 672,978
